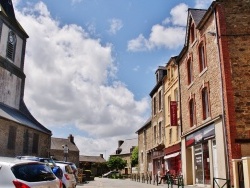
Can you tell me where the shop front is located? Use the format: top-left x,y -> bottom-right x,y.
185,123 -> 215,185
164,143 -> 181,176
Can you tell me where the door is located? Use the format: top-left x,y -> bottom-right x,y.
194,144 -> 203,184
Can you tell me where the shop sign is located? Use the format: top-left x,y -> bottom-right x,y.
170,101 -> 178,126
186,124 -> 215,147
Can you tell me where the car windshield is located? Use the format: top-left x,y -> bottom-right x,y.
12,163 -> 56,182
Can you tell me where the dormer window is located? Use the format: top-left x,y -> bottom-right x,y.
6,30 -> 16,61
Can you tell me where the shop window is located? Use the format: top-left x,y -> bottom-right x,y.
187,58 -> 193,85
189,98 -> 196,127
198,41 -> 207,72
202,87 -> 210,120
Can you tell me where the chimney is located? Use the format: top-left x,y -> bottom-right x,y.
118,140 -> 124,148
100,154 -> 103,158
68,134 -> 75,145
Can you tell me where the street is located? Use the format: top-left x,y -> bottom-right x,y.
76,177 -> 204,188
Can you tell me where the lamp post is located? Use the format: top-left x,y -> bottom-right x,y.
62,144 -> 69,162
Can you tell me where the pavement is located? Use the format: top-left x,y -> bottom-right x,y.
76,177 -> 208,188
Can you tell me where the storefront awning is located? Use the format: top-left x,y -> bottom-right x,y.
164,152 -> 180,160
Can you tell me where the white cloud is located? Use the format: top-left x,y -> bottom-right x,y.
127,3 -> 187,52
14,2 -> 149,155
168,3 -> 188,27
108,18 -> 123,35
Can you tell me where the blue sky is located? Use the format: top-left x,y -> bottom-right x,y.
13,0 -> 212,159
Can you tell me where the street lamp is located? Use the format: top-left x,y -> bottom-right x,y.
62,144 -> 69,162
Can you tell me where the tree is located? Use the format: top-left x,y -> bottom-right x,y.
107,156 -> 127,171
131,146 -> 138,167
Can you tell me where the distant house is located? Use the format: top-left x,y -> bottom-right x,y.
50,134 -> 79,166
79,154 -> 106,176
110,138 -> 138,175
0,0 -> 52,157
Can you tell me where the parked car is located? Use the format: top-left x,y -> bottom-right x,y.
0,156 -> 62,188
102,170 -> 119,178
16,156 -> 63,180
55,161 -> 78,182
56,162 -> 76,188
82,170 -> 95,181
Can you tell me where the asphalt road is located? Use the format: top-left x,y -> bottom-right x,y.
76,177 -> 204,188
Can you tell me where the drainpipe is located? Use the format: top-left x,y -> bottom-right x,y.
213,6 -> 230,181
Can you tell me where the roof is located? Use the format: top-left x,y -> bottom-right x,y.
79,155 -> 106,163
0,0 -> 28,38
51,137 -> 79,152
111,138 -> 138,156
0,102 -> 51,134
136,117 -> 151,133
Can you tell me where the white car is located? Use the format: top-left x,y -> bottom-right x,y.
56,163 -> 76,188
0,156 -> 62,188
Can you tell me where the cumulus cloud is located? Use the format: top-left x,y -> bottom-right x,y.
127,3 -> 187,52
108,18 -> 123,35
14,2 -> 149,156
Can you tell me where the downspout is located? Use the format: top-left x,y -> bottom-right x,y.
213,6 -> 230,181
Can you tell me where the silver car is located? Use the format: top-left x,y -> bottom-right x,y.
55,163 -> 76,188
0,157 -> 62,188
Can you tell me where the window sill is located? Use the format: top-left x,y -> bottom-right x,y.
199,67 -> 208,77
187,82 -> 194,89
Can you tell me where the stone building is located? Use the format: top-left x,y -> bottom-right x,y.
178,0 -> 250,187
163,57 -> 181,176
0,0 -> 51,157
79,154 -> 106,176
50,134 -> 80,167
136,118 -> 152,175
110,138 -> 137,175
149,66 -> 166,176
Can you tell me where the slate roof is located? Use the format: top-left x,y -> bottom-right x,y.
136,117 -> 151,133
111,138 -> 138,156
0,101 -> 51,134
0,0 -> 28,37
189,9 -> 207,26
51,137 -> 79,152
79,155 -> 106,163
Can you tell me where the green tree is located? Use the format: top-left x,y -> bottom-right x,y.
107,156 -> 127,171
131,146 -> 138,167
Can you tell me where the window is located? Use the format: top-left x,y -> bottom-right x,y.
32,133 -> 39,153
159,121 -> 162,142
6,30 -> 17,61
154,126 -> 157,144
158,90 -> 162,111
174,88 -> 178,101
189,98 -> 196,127
8,126 -> 17,150
190,23 -> 195,43
141,152 -> 144,163
169,128 -> 172,144
23,130 -> 29,154
153,97 -> 156,115
199,42 -> 206,72
168,95 -> 171,115
187,58 -> 193,85
202,87 -> 210,120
